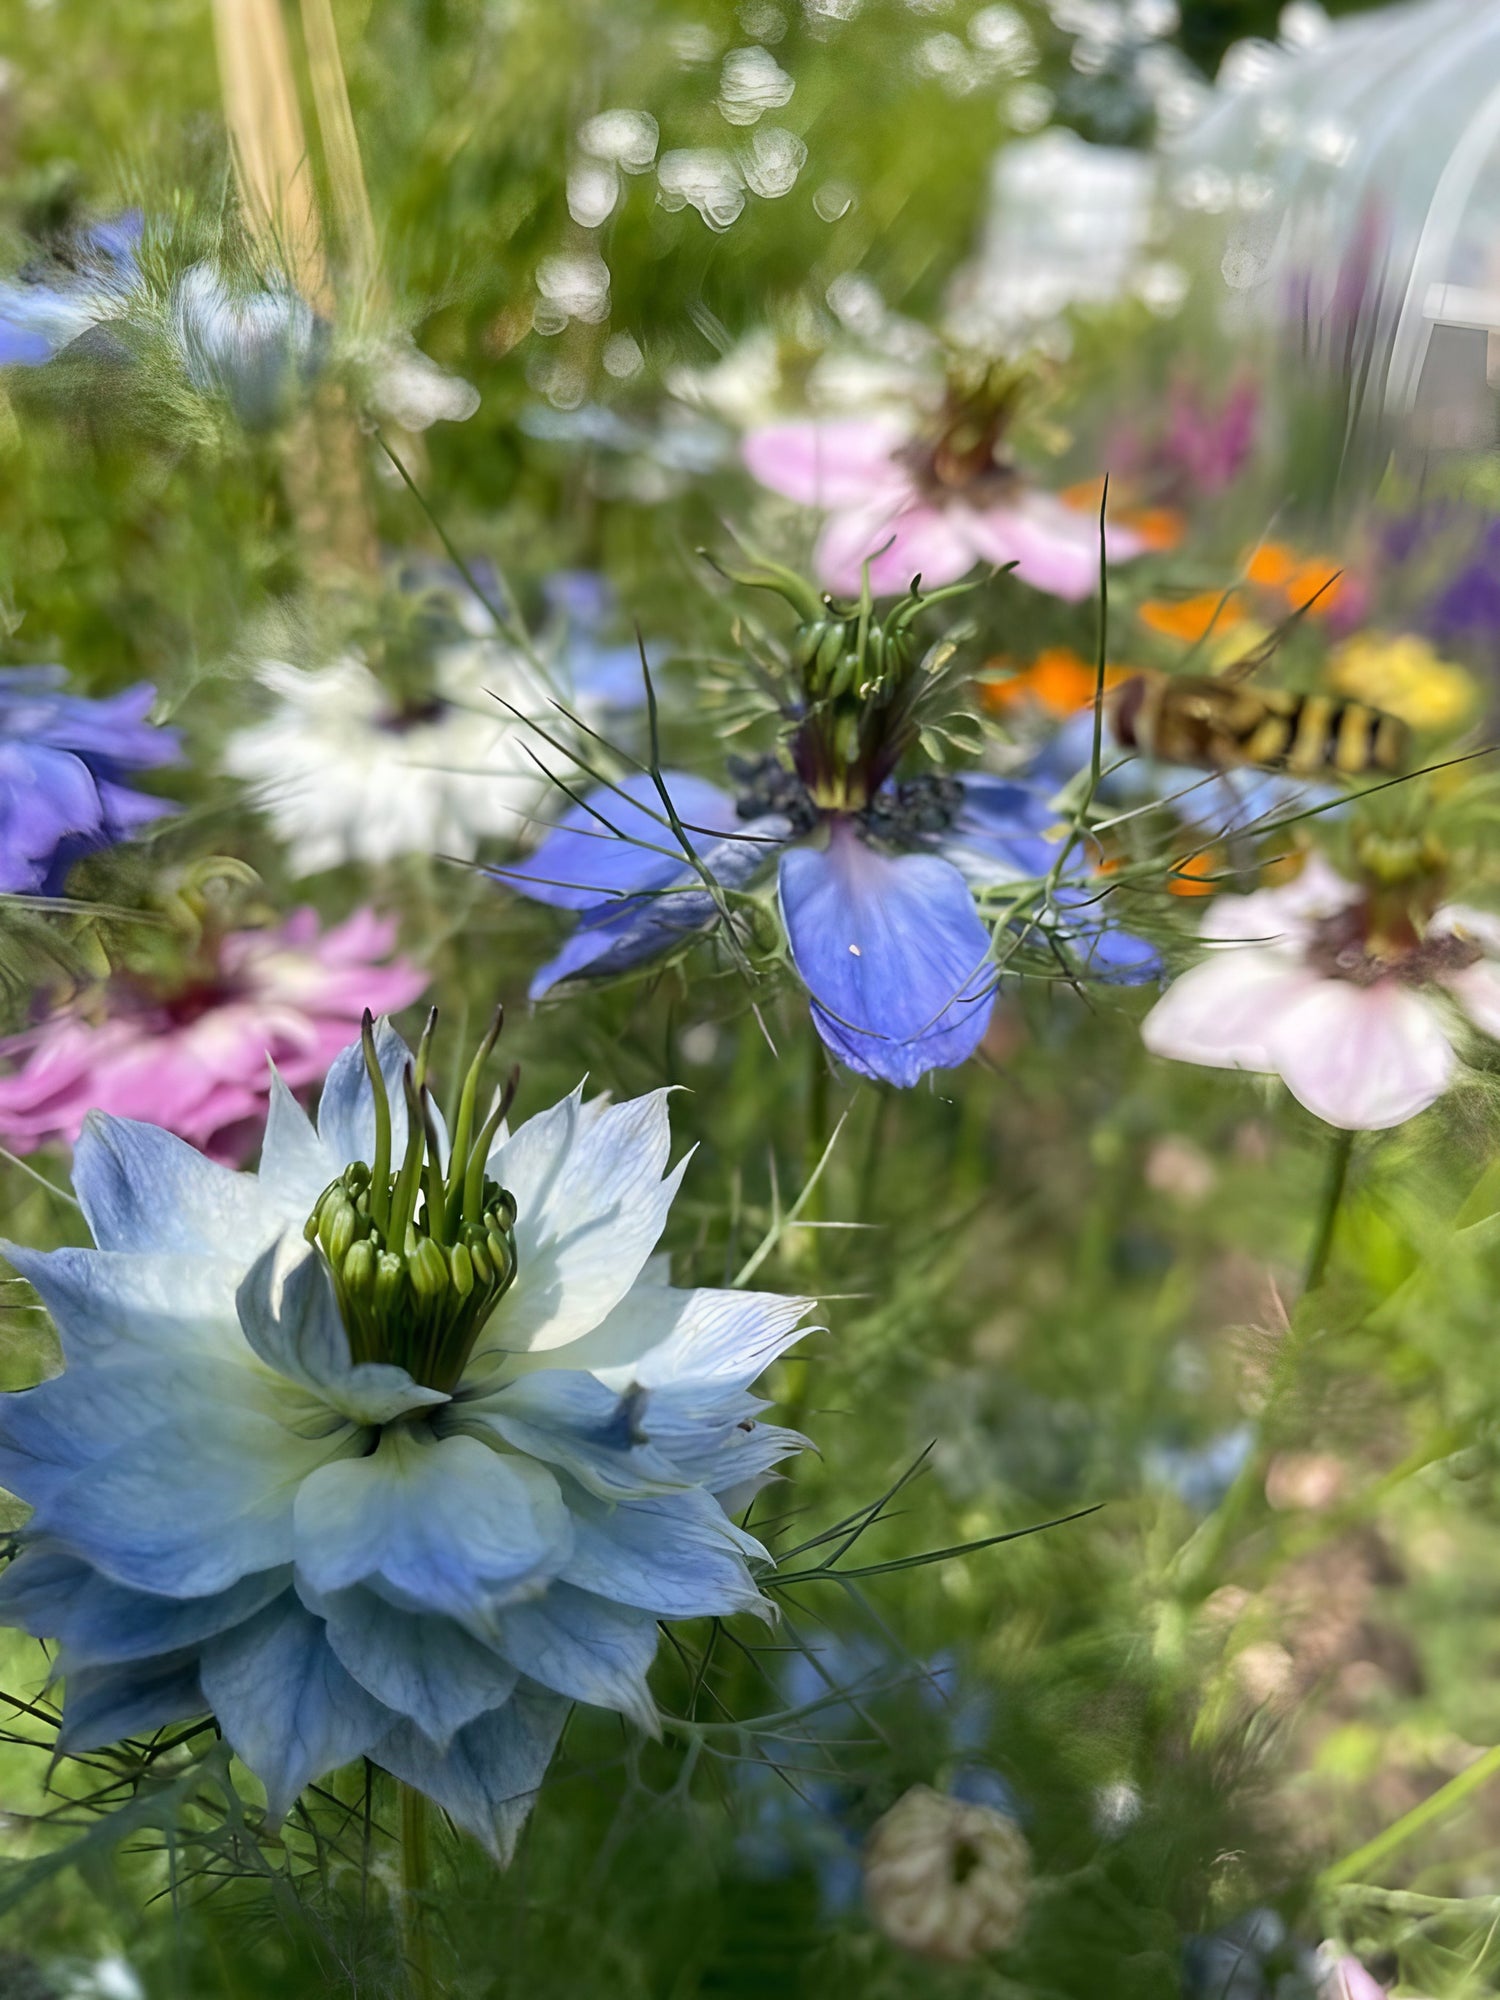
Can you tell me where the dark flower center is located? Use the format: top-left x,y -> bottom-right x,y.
1305,904 -> 1483,989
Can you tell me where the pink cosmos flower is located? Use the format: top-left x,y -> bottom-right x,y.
742,411 -> 1146,600
0,908 -> 426,1164
1141,857 -> 1500,1131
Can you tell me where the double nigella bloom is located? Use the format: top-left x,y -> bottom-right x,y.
0,666 -> 178,895
224,573 -> 603,877
742,359 -> 1148,601
504,566 -> 1156,1087
0,1015 -> 812,1855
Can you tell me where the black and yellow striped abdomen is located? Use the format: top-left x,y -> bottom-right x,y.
1111,672 -> 1409,779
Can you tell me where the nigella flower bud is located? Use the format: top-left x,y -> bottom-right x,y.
863,1784 -> 1031,1964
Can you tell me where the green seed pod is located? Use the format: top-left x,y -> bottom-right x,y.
322,1196 -> 357,1268
468,1240 -> 494,1286
449,1242 -> 475,1298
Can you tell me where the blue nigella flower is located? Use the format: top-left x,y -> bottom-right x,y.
0,667 -> 179,895
0,1015 -> 814,1858
500,571 -> 1158,1089
0,214 -> 142,367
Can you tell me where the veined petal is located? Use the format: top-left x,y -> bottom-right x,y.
961,493 -> 1105,602
480,1089 -> 687,1356
60,1654 -> 205,1754
372,1686 -> 568,1862
200,1595 -> 390,1820
292,1428 -> 572,1616
779,828 -> 994,1087
485,1584 -> 659,1731
497,772 -> 741,912
73,1113 -> 299,1254
1142,950 -> 1320,1071
560,1487 -> 769,1620
308,1583 -> 518,1751
0,1245 -> 242,1370
526,817 -> 787,1001
0,1547 -> 289,1668
555,1281 -> 814,1390
236,1236 -> 449,1425
42,1404 -> 355,1598
462,1371 -> 686,1499
259,1068 -> 340,1213
316,1017 -> 417,1173
1266,980 -> 1455,1130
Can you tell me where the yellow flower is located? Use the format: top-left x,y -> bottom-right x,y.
1327,633 -> 1477,732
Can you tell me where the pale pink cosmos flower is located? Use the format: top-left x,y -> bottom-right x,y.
0,907 -> 425,1164
742,410 -> 1146,600
1141,856 -> 1500,1131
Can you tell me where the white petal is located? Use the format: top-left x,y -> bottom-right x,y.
1267,980 -> 1455,1130
480,1089 -> 687,1355
1142,950 -> 1319,1071
1198,857 -> 1358,946
550,1281 -> 814,1391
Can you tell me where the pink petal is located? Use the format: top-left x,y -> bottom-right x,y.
1441,958 -> 1500,1040
1268,979 -> 1454,1130
1322,1957 -> 1388,2000
815,499 -> 976,596
961,495 -> 1103,601
1142,948 -> 1319,1070
741,415 -> 913,510
1199,857 -> 1359,947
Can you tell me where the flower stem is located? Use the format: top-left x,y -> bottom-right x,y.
400,1782 -> 438,2000
1320,1742 -> 1500,1890
1305,1126 -> 1355,1293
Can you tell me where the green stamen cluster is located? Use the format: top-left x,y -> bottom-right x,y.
304,1009 -> 520,1393
722,558 -> 973,812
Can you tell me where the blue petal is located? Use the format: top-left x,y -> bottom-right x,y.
778,827 -> 994,1087
316,1019 -> 416,1172
0,1547 -> 289,1668
560,1487 -> 767,1620
943,776 -> 1060,882
486,1584 -> 659,1729
236,1238 -> 448,1425
292,1428 -> 571,1617
71,1113 -> 295,1255
468,1372 -> 686,1500
0,1244 -> 239,1370
496,771 -> 742,911
60,1654 -> 205,1753
199,1594 -> 390,1820
308,1584 -> 518,1751
259,1068 -> 339,1213
527,816 -> 788,1000
371,1686 -> 569,1861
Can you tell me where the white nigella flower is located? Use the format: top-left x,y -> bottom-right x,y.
0,1017 -> 812,1857
224,632 -> 578,877
1141,855 -> 1500,1129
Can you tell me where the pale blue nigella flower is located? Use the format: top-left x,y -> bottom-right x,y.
0,1017 -> 814,1857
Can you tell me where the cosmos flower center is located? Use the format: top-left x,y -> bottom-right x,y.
304,1009 -> 520,1392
